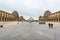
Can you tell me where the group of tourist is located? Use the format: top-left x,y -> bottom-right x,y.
48,23 -> 53,28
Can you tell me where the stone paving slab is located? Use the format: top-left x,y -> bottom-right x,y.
0,22 -> 60,40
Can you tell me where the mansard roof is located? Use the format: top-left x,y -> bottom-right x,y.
12,10 -> 19,16
44,10 -> 51,14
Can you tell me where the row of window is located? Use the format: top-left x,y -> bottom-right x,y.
0,12 -> 15,18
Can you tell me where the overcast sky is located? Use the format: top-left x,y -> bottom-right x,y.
0,0 -> 60,20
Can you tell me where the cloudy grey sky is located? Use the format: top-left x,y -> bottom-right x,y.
0,0 -> 60,20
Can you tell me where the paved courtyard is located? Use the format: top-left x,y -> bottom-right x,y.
0,22 -> 60,40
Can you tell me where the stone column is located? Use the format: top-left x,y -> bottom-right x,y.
6,18 -> 7,21
5,18 -> 7,21
58,18 -> 59,22
4,18 -> 5,21
1,18 -> 2,21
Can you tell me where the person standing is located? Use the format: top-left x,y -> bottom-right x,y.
48,23 -> 50,28
0,25 -> 3,28
51,23 -> 53,28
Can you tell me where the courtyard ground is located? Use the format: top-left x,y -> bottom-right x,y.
0,22 -> 60,40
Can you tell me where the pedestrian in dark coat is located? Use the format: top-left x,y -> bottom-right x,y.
48,23 -> 50,28
0,25 -> 3,28
51,23 -> 53,28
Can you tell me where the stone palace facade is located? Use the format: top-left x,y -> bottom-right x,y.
0,10 -> 24,21
39,10 -> 60,22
